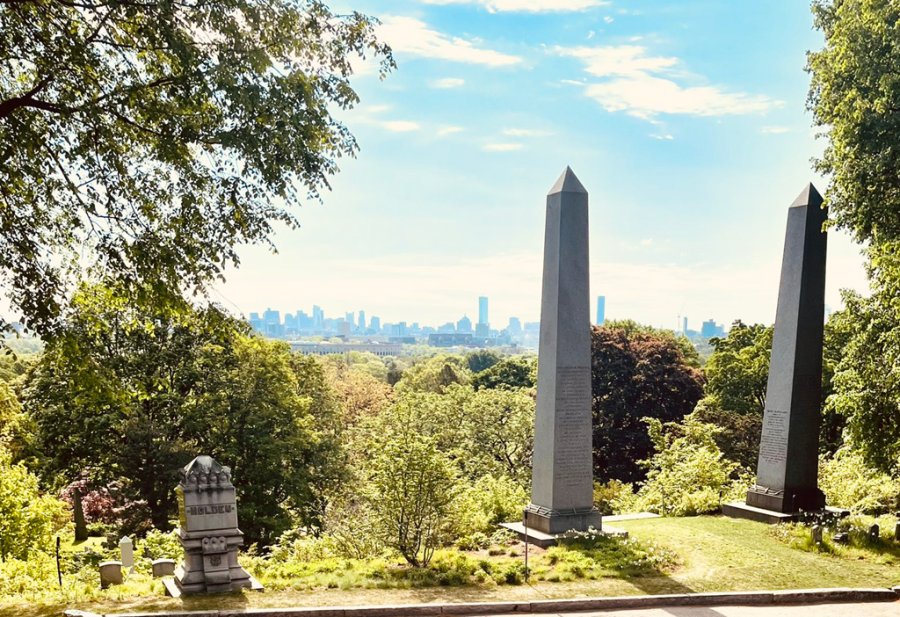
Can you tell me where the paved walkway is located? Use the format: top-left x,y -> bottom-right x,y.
490,600 -> 900,617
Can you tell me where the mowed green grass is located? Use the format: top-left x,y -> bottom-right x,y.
3,516 -> 898,617
613,515 -> 900,593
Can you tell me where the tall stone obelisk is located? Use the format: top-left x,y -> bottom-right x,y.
524,167 -> 601,534
745,183 -> 828,515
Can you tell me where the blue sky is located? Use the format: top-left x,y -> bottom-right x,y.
217,0 -> 868,331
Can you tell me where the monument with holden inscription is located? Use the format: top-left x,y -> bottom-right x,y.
165,455 -> 262,596
724,184 -> 830,523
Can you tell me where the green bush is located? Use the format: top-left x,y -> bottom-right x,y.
140,529 -> 183,561
819,448 -> 900,514
631,417 -> 749,516
0,448 -> 68,561
452,475 -> 527,537
593,479 -> 637,515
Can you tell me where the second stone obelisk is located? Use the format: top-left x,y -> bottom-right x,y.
524,167 -> 601,534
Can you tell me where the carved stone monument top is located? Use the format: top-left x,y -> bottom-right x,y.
167,455 -> 261,596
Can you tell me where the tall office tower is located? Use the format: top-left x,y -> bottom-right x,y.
345,312 -> 355,329
263,308 -> 281,326
248,312 -> 263,333
682,316 -> 688,334
701,319 -> 717,338
369,316 -> 381,332
312,305 -> 324,330
507,317 -> 522,335
596,295 -> 606,325
457,315 -> 473,333
478,296 -> 489,327
358,310 -> 366,331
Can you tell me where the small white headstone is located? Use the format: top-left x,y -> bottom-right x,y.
119,536 -> 134,570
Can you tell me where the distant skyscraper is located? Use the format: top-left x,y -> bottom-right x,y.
345,312 -> 355,328
358,310 -> 366,331
701,319 -> 723,338
596,295 -> 606,325
369,316 -> 381,332
457,315 -> 473,333
478,296 -> 489,326
312,305 -> 324,329
683,316 -> 688,334
507,317 -> 522,335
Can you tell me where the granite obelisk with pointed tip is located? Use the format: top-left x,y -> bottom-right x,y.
745,183 -> 828,514
524,167 -> 602,534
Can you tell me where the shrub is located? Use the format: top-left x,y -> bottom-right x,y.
631,417 -> 749,516
819,448 -> 900,514
452,475 -> 527,537
141,529 -> 183,561
0,448 -> 68,561
593,479 -> 636,515
370,430 -> 457,567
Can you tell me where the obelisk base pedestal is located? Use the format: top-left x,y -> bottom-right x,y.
724,484 -> 830,525
745,485 -> 825,514
523,503 -> 602,535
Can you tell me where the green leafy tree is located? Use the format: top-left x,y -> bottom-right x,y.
691,323 -> 771,469
369,409 -> 457,567
704,323 -> 772,415
806,0 -> 900,475
23,284 -> 343,541
394,354 -> 472,394
0,448 -> 68,561
0,0 -> 392,338
195,339 -> 345,544
465,350 -> 501,374
0,381 -> 34,460
808,0 -> 900,243
591,324 -> 704,484
472,355 -> 537,391
826,247 -> 900,474
631,417 -> 747,517
455,387 -> 534,485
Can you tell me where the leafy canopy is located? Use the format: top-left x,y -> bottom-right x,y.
591,323 -> 705,484
808,0 -> 900,242
23,283 -> 343,543
0,0 -> 392,337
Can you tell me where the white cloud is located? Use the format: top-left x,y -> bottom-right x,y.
437,125 -> 465,137
554,45 -> 781,120
502,128 -> 553,137
361,104 -> 392,114
640,238 -> 654,246
650,133 -> 674,140
603,16 -> 614,23
422,0 -> 608,12
382,120 -> 421,132
430,77 -> 466,89
762,125 -> 790,134
377,16 -> 522,67
483,142 -> 523,151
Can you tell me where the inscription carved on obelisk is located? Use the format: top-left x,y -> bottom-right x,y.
524,167 -> 601,534
746,183 -> 828,514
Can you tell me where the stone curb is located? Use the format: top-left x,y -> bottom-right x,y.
63,587 -> 900,617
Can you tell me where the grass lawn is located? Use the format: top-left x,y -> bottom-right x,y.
3,516 -> 898,617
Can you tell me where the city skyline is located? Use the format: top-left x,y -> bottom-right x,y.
243,293 -> 726,342
215,1 -> 869,330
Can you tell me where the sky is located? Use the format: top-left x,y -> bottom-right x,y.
216,0 -> 870,331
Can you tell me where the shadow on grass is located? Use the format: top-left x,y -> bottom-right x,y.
554,533 -> 698,597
